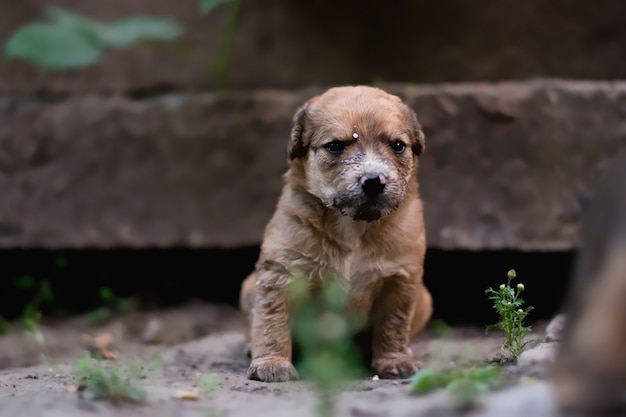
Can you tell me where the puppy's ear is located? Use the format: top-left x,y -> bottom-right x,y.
288,97 -> 317,160
404,103 -> 425,156
414,128 -> 426,156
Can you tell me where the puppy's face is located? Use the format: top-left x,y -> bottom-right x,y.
288,86 -> 425,222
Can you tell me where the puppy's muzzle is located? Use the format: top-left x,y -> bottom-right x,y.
360,173 -> 386,199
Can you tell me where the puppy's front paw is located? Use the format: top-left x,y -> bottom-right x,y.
247,357 -> 299,382
372,356 -> 418,379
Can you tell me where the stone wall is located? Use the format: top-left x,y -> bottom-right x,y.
2,80 -> 625,250
3,1 -> 626,250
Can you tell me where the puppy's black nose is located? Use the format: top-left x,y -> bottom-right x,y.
360,173 -> 386,197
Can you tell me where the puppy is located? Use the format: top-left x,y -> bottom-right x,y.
239,85 -> 432,382
552,150 -> 626,413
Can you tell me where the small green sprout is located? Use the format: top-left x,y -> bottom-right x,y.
88,287 -> 135,326
73,352 -> 148,403
410,365 -> 503,410
197,373 -> 219,393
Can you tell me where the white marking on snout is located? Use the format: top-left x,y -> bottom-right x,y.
360,155 -> 390,176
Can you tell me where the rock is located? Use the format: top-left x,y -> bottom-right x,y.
551,149 -> 626,413
516,343 -> 559,378
1,80 -> 626,249
467,380 -> 558,417
142,318 -> 163,345
545,314 -> 567,342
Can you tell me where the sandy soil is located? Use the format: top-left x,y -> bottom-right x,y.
0,300 -> 551,417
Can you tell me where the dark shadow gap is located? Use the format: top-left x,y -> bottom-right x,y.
0,248 -> 574,326
424,249 -> 574,327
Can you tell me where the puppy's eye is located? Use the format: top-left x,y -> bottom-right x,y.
325,140 -> 347,154
391,140 -> 406,154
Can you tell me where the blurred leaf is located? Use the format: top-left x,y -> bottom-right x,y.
22,308 -> 42,329
411,365 -> 503,408
74,351 -> 95,375
410,368 -> 452,393
468,365 -> 501,383
430,319 -> 452,338
88,307 -> 113,326
323,280 -> 347,310
45,5 -> 98,28
4,5 -> 182,70
128,358 -> 143,379
299,350 -> 364,385
99,287 -> 116,303
14,274 -> 35,289
73,351 -> 147,402
198,374 -> 219,393
199,0 -> 235,14
55,256 -> 68,269
40,279 -> 54,303
4,22 -> 103,69
115,298 -> 135,314
44,6 -> 105,46
45,6 -> 181,46
96,17 -> 182,48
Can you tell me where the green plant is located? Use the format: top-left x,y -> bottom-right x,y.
201,0 -> 241,89
410,365 -> 503,410
289,274 -> 367,417
429,318 -> 453,338
4,1 -> 240,87
4,5 -> 181,70
88,287 -> 135,326
14,274 -> 55,327
197,373 -> 219,393
199,0 -> 235,13
197,373 -> 220,416
10,255 -> 73,330
73,351 -> 164,403
18,312 -> 66,374
485,269 -> 534,359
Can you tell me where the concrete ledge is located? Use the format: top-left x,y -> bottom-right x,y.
1,79 -> 625,249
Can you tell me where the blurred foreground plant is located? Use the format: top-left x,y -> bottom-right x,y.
289,274 -> 367,417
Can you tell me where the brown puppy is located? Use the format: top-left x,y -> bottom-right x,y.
239,85 -> 432,382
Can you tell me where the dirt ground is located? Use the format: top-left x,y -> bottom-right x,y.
0,300 -> 554,417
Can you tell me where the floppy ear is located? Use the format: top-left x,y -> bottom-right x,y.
403,103 -> 425,156
414,128 -> 426,156
288,96 -> 318,160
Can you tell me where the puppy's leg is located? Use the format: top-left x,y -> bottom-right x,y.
371,277 -> 421,379
239,272 -> 256,356
246,265 -> 299,382
409,283 -> 433,338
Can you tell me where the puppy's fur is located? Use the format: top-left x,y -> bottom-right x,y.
552,150 -> 626,413
239,85 -> 432,382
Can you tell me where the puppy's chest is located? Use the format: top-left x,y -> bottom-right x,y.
305,217 -> 407,289
317,235 -> 392,287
